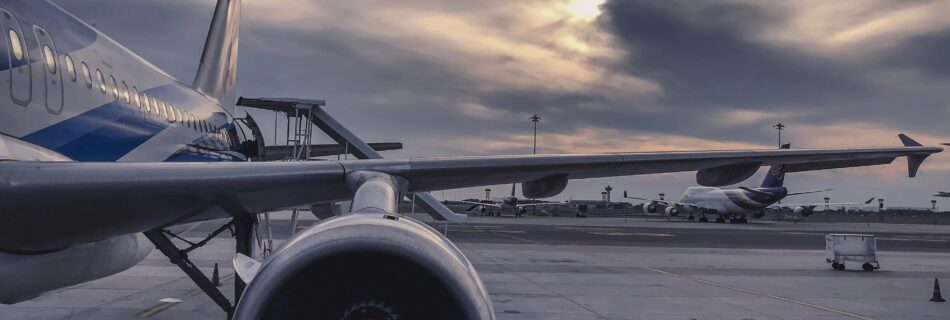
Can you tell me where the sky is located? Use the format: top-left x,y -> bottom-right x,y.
53,0 -> 950,207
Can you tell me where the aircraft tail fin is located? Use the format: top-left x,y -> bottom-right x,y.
193,0 -> 241,108
760,143 -> 791,188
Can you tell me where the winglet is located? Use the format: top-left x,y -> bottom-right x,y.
899,134 -> 922,147
899,134 -> 929,177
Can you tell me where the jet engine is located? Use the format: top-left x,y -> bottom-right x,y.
233,213 -> 495,320
665,206 -> 679,216
646,204 -> 658,213
793,206 -> 815,217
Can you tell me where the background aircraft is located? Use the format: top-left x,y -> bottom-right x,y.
625,144 -> 886,223
0,1 -> 941,319
460,184 -> 561,216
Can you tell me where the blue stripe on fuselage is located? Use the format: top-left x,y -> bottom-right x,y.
22,100 -> 167,161
22,84 -> 220,161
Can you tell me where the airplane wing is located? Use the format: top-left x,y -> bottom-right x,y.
519,202 -> 562,207
771,197 -> 877,209
0,140 -> 939,251
457,200 -> 501,208
786,189 -> 833,196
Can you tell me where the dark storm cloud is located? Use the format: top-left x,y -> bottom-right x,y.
602,1 -> 861,108
883,30 -> 950,79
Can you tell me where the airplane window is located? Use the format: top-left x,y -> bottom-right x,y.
162,101 -> 173,122
110,76 -> 118,99
81,62 -> 92,88
8,29 -> 22,60
42,45 -> 56,73
132,87 -> 140,108
96,69 -> 106,93
142,93 -> 151,112
64,54 -> 76,81
151,96 -> 160,117
121,82 -> 130,104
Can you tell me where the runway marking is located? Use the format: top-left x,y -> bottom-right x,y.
489,231 -> 546,246
188,273 -> 235,296
557,227 -> 623,232
473,225 -> 506,229
493,230 -> 526,234
589,231 -> 674,237
639,266 -> 876,320
138,298 -> 182,318
877,237 -> 948,242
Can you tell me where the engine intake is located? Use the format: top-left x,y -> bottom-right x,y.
234,213 -> 494,320
646,204 -> 658,213
793,206 -> 815,217
665,206 -> 679,216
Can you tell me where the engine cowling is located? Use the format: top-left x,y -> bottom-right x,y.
793,206 -> 815,217
664,206 -> 679,216
646,204 -> 658,213
234,213 -> 495,320
0,234 -> 152,304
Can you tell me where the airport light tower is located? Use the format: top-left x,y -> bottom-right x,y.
772,123 -> 786,148
530,114 -> 541,154
605,185 -> 613,204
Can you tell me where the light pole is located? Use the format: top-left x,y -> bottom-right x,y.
530,114 -> 541,154
772,123 -> 785,148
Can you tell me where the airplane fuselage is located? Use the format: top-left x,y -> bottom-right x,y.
0,1 -> 247,163
678,186 -> 788,216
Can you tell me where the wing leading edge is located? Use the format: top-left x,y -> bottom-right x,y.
0,141 -> 939,251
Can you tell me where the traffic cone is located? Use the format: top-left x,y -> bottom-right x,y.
212,263 -> 222,287
931,278 -> 945,302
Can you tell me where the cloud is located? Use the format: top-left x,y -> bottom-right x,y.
51,0 -> 950,206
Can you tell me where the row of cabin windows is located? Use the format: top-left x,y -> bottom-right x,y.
6,26 -> 222,136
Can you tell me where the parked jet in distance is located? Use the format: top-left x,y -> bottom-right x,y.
460,184 -> 561,217
0,1 -> 941,319
934,191 -> 950,197
625,145 -> 881,223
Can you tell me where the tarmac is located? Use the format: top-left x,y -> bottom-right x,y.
2,212 -> 949,320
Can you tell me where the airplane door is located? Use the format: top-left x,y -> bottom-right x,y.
0,8 -> 31,106
33,26 -> 62,114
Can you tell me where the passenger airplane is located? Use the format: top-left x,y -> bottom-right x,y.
0,1 -> 941,319
460,184 -> 561,216
625,144 -> 887,223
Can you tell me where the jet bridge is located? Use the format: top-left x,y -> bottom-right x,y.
236,97 -> 467,223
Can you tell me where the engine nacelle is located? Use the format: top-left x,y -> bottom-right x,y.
793,206 -> 815,217
646,204 -> 658,213
664,206 -> 679,216
234,213 -> 495,320
0,234 -> 152,304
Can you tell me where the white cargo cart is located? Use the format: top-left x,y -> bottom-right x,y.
825,234 -> 879,271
